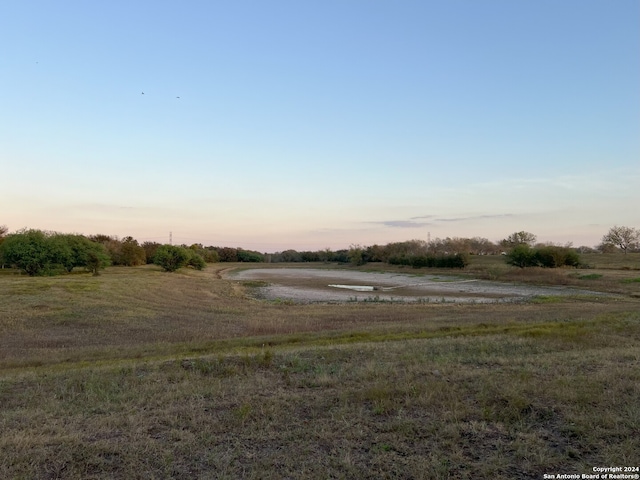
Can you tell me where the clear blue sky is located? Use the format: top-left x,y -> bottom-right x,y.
2,0 -> 638,251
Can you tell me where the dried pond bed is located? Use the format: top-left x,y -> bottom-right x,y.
228,268 -> 604,304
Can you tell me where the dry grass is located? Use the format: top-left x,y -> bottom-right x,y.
1,264 -> 636,370
468,253 -> 640,297
1,261 -> 639,478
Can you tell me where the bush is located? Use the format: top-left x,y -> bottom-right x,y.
506,244 -> 581,268
90,235 -> 146,266
0,229 -> 110,276
506,244 -> 538,268
535,246 -> 581,268
85,247 -> 111,275
188,244 -> 219,263
54,234 -> 111,273
389,253 -> 469,269
118,237 -> 146,266
237,249 -> 265,262
186,250 -> 207,270
1,229 -> 66,276
153,245 -> 190,272
214,247 -> 239,262
142,241 -> 162,264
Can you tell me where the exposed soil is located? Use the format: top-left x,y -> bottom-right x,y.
227,268 -> 605,304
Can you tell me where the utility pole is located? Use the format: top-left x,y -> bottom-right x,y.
170,231 -> 172,245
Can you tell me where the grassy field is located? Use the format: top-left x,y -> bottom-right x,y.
1,255 -> 639,478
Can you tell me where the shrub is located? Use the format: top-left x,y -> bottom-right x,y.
85,247 -> 111,275
507,244 -> 581,268
0,229 -> 71,276
54,234 -> 110,273
0,229 -> 111,276
153,245 -> 190,272
535,246 -> 581,268
91,235 -> 146,266
142,241 -> 162,264
506,244 -> 538,268
186,251 -> 207,270
119,237 -> 146,266
388,255 -> 411,266
390,253 -> 469,269
237,249 -> 265,262
188,244 -> 219,263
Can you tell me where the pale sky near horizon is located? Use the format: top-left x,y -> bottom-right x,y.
2,1 -> 639,252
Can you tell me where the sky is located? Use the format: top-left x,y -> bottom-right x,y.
1,1 -> 638,252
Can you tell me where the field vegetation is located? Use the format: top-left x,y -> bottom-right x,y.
1,253 -> 639,478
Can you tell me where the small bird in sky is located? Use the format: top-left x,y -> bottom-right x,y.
141,92 -> 144,95
176,96 -> 180,99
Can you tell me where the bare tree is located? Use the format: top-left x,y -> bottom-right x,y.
601,226 -> 640,254
501,231 -> 537,249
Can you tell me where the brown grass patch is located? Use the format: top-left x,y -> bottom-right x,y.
1,262 -> 639,478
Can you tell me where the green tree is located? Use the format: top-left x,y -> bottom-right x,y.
89,235 -> 145,266
188,244 -> 219,263
535,245 -> 580,268
153,245 -> 190,272
186,250 -> 207,270
348,244 -> 366,266
365,244 -> 385,262
319,247 -> 333,263
0,229 -> 67,275
215,247 -> 239,262
332,249 -> 350,263
278,249 -> 301,262
142,241 -> 162,264
90,234 -> 122,264
85,248 -> 111,275
237,249 -> 264,262
202,247 -> 219,263
0,230 -> 111,275
300,251 -> 320,262
505,244 -> 538,268
602,226 -> 640,254
53,234 -> 110,273
120,236 -> 146,266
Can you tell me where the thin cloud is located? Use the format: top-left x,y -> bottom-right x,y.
435,214 -> 515,222
375,220 -> 431,228
69,203 -> 136,211
371,214 -> 517,228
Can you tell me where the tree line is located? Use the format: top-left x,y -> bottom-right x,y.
0,225 -> 638,276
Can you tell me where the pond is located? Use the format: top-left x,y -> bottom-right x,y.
227,268 -> 602,304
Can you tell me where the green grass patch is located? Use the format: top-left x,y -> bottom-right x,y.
530,295 -> 564,303
240,280 -> 270,288
578,273 -> 603,280
621,277 -> 640,284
